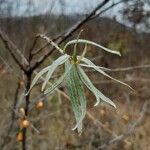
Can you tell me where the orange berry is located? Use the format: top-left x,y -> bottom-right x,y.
100,109 -> 105,116
36,101 -> 44,109
100,107 -> 106,116
122,114 -> 130,123
16,132 -> 23,141
21,119 -> 30,128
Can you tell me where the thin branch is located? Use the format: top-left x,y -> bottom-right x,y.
91,0 -> 126,20
0,28 -> 29,72
53,0 -> 110,41
29,35 -> 63,70
22,73 -> 32,150
8,81 -> 21,134
105,64 -> 150,72
31,42 -> 49,56
93,78 -> 150,84
38,34 -> 64,54
28,35 -> 41,60
31,32 -> 66,57
85,64 -> 150,72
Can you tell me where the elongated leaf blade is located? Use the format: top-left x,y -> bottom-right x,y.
77,66 -> 116,108
77,65 -> 100,105
80,57 -> 133,90
65,61 -> 86,132
42,54 -> 69,91
44,63 -> 72,95
64,39 -> 121,56
26,66 -> 51,95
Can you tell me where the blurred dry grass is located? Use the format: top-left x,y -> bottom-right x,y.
0,58 -> 150,150
0,15 -> 150,150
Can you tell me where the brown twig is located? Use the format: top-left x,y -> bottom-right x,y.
8,81 -> 21,134
93,78 -> 150,84
91,0 -> 126,20
84,64 -> 150,72
22,72 -> 32,150
28,35 -> 40,60
0,28 -> 28,72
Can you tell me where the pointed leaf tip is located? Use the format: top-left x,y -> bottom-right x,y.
77,65 -> 117,108
94,101 -> 99,106
64,39 -> 121,56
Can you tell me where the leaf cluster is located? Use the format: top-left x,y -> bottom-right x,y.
27,39 -> 132,132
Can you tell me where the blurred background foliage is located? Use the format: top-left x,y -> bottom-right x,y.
0,0 -> 150,150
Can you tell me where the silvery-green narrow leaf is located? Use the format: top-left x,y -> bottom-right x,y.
44,64 -> 72,95
77,65 -> 100,105
26,66 -> 51,95
95,88 -> 116,108
65,61 -> 82,131
77,66 -> 116,108
80,57 -> 133,90
42,54 -> 69,91
64,39 -> 121,56
77,43 -> 87,63
80,63 -> 111,71
65,61 -> 86,132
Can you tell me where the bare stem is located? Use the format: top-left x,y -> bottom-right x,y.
22,72 -> 32,150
